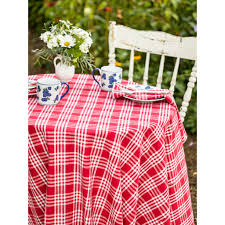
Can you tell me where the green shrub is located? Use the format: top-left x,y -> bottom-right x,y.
29,0 -> 197,134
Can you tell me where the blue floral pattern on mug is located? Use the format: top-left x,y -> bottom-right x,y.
43,88 -> 51,97
54,95 -> 59,103
37,85 -> 41,92
41,97 -> 49,102
102,73 -> 107,80
109,76 -> 117,84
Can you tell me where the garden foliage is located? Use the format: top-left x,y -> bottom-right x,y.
29,0 -> 197,134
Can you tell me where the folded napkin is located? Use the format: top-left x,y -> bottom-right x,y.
28,80 -> 37,86
112,83 -> 172,102
28,79 -> 37,96
28,88 -> 37,94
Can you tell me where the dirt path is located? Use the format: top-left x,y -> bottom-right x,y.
184,135 -> 197,224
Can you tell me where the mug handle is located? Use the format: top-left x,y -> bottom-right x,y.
60,82 -> 69,100
92,68 -> 101,87
54,55 -> 62,69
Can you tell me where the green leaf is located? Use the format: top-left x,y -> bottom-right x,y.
98,1 -> 107,10
165,8 -> 172,20
171,0 -> 178,8
172,13 -> 179,21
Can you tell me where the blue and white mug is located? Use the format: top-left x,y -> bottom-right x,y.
37,78 -> 69,105
92,65 -> 122,91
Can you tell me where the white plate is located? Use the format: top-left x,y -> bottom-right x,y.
124,84 -> 169,95
126,84 -> 160,91
124,95 -> 165,103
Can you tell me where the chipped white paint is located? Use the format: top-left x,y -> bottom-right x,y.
108,21 -> 197,122
108,22 -> 196,61
108,21 -> 116,65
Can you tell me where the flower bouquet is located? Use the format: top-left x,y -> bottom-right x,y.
33,20 -> 94,81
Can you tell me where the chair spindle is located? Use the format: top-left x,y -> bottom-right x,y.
156,55 -> 165,88
169,57 -> 180,94
180,61 -> 197,122
143,52 -> 150,85
128,49 -> 135,82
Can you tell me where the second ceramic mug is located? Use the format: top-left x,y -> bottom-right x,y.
92,65 -> 122,91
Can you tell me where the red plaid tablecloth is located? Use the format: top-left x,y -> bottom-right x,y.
28,74 -> 194,225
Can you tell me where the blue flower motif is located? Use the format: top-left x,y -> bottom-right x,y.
41,98 -> 48,102
37,85 -> 41,92
48,87 -> 51,90
55,86 -> 59,91
113,73 -> 117,77
54,95 -> 59,103
102,73 -> 107,80
108,84 -> 113,88
145,86 -> 151,90
109,76 -> 116,84
102,83 -> 105,86
43,89 -> 51,97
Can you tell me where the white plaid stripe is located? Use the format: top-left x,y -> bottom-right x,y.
28,74 -> 194,225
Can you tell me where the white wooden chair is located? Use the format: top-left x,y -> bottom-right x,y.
108,21 -> 197,122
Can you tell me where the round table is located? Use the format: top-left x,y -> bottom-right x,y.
28,74 -> 194,225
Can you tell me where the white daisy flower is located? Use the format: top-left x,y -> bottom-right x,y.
40,31 -> 52,43
72,27 -> 89,39
80,31 -> 89,39
46,36 -> 58,49
84,36 -> 93,47
59,35 -> 75,48
71,27 -> 81,35
56,34 -> 63,42
47,42 -> 54,49
79,42 -> 89,53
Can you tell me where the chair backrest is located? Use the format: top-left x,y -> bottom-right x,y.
108,21 -> 197,122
